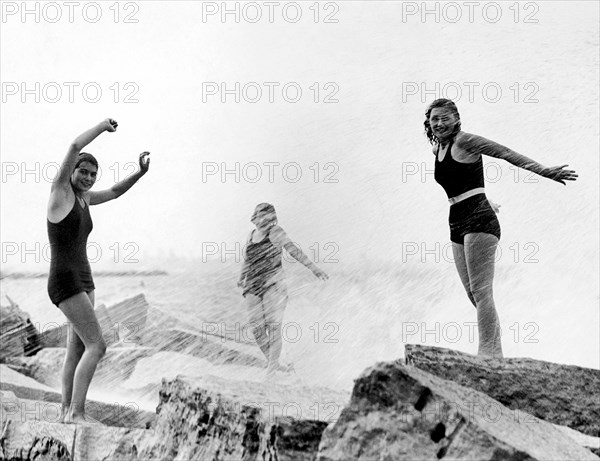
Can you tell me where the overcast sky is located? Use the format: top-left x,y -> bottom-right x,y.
1,1 -> 598,273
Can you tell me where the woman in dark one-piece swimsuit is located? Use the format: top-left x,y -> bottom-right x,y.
238,203 -> 329,378
424,99 -> 577,358
47,118 -> 150,424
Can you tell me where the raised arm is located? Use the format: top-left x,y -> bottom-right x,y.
87,152 -> 150,205
52,119 -> 117,190
270,226 -> 329,281
458,132 -> 578,185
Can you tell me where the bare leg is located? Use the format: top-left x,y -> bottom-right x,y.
59,291 -> 95,422
59,324 -> 85,422
464,233 -> 503,358
58,291 -> 106,423
244,293 -> 270,361
452,243 -> 477,308
262,281 -> 288,376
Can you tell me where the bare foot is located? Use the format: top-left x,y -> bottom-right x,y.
58,407 -> 69,424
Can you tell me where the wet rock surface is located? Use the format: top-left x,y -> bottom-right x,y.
0,293 -> 41,361
405,344 -> 600,437
317,359 -> 599,460
143,376 -> 339,461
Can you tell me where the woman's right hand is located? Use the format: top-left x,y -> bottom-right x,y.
103,118 -> 118,132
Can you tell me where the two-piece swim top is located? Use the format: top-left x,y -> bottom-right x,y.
434,137 -> 484,199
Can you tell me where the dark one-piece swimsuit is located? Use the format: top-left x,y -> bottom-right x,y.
47,193 -> 95,306
434,137 -> 501,245
243,229 -> 283,298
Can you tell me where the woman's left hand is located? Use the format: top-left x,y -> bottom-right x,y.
543,165 -> 578,185
139,152 -> 150,174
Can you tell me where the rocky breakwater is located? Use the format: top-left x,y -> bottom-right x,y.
404,344 -> 600,455
1,371 -> 350,460
317,345 -> 599,460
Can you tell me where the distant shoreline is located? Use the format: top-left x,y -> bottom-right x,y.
0,270 -> 169,279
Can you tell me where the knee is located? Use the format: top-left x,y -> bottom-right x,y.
87,339 -> 107,359
471,284 -> 494,305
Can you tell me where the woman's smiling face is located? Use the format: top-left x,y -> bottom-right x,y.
71,161 -> 97,192
429,107 -> 459,141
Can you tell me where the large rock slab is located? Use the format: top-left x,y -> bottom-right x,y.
317,360 -> 599,460
106,293 -> 149,344
0,293 -> 41,360
142,327 -> 266,368
0,420 -> 75,461
5,346 -> 154,391
39,300 -> 135,349
405,344 -> 600,437
0,365 -> 154,429
1,364 -> 61,403
553,423 -> 600,455
0,419 -> 151,461
138,375 -> 349,461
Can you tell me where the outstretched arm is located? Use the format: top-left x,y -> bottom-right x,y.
87,152 -> 150,205
52,119 -> 117,190
458,132 -> 578,185
270,226 -> 329,281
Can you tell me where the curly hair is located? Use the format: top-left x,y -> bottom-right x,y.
424,99 -> 462,145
